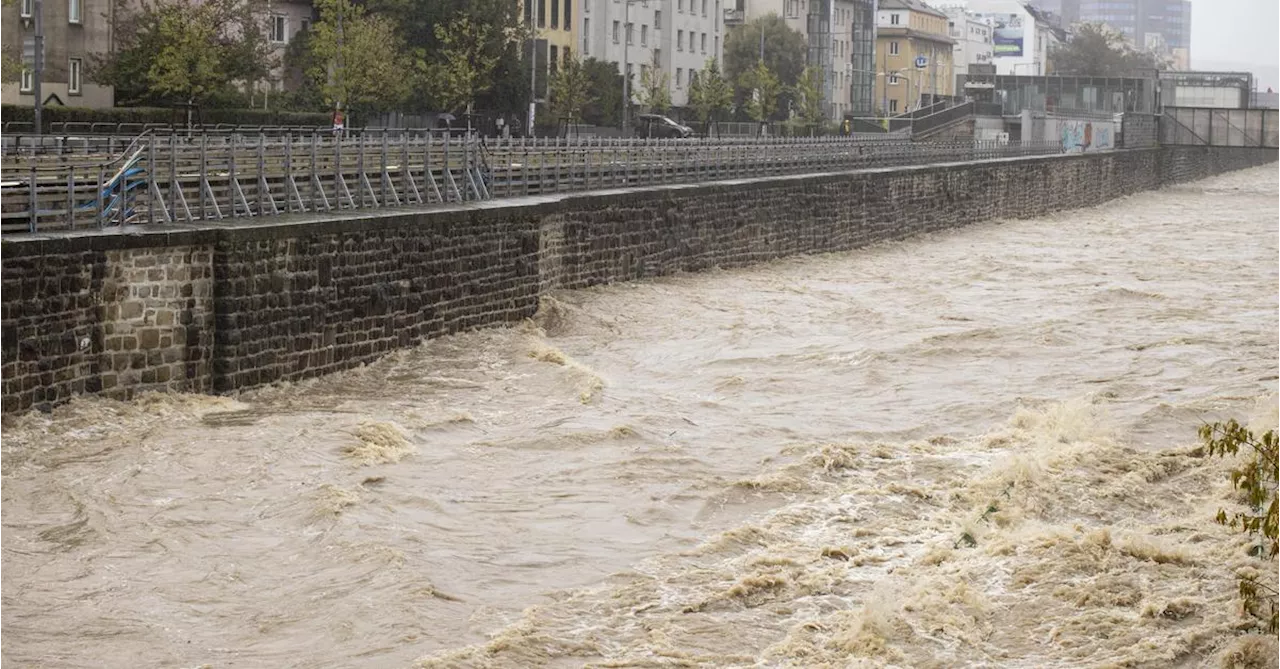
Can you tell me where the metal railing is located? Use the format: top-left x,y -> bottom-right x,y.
911,102 -> 975,137
1,135 -> 1068,234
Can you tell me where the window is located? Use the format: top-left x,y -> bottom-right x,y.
641,24 -> 647,45
270,15 -> 287,43
564,0 -> 571,28
626,21 -> 633,44
889,40 -> 899,55
641,64 -> 648,82
613,20 -> 620,43
676,68 -> 682,87
551,0 -> 558,29
714,36 -> 719,54
549,45 -> 558,72
701,0 -> 706,15
889,99 -> 898,112
537,0 -> 546,27
677,0 -> 682,11
300,18 -> 310,32
714,1 -> 719,30
677,29 -> 683,50
564,46 -> 570,63
701,32 -> 706,52
888,73 -> 898,84
654,9 -> 661,26
583,20 -> 590,53
68,0 -> 80,24
20,69 -> 33,93
68,58 -> 81,94
890,12 -> 900,25
20,0 -> 31,17
526,0 -> 534,23
584,0 -> 588,12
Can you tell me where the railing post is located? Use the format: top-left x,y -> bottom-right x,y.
96,166 -> 105,228
228,136 -> 238,217
147,139 -> 156,224
199,135 -> 208,219
67,169 -> 75,230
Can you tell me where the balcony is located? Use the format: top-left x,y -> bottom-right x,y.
723,8 -> 743,25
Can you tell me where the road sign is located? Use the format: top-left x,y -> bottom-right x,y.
22,36 -> 44,66
914,55 -> 928,69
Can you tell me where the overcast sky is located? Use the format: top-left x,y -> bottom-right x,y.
1190,0 -> 1279,90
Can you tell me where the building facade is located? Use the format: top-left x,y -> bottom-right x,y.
961,0 -> 1056,76
941,6 -> 992,81
1070,0 -> 1190,64
582,0 -> 722,110
2,0 -> 114,108
847,0 -> 876,116
875,0 -> 954,114
260,0 -> 315,98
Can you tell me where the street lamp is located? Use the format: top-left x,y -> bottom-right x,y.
877,70 -> 913,115
621,0 -> 644,134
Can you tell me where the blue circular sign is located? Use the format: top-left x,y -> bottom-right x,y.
914,55 -> 928,69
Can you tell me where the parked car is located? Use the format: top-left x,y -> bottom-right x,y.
634,114 -> 694,139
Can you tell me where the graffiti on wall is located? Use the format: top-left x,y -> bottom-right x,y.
1060,120 -> 1115,153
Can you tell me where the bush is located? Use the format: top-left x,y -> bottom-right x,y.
1200,419 -> 1279,634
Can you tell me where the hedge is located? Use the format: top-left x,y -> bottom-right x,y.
1,105 -> 332,131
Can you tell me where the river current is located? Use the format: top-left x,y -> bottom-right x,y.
3,166 -> 1278,668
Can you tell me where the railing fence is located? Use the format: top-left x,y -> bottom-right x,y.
2,136 -> 1067,234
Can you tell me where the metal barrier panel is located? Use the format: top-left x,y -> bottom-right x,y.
1161,107 -> 1280,148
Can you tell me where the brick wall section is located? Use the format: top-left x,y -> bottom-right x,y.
1122,113 -> 1159,148
1,247 -> 103,411
2,146 -> 1275,413
101,246 -> 214,397
209,212 -> 541,392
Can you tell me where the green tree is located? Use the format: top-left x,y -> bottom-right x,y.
1199,420 -> 1279,633
1051,22 -> 1167,76
423,16 -> 504,115
550,54 -> 592,124
93,0 -> 273,107
579,58 -> 625,127
308,0 -> 411,113
724,14 -> 805,115
637,51 -> 671,114
688,58 -> 734,131
793,64 -> 825,132
363,0 -> 526,113
742,60 -> 781,123
0,0 -> 20,83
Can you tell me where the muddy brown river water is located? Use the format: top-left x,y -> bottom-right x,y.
3,166 -> 1278,668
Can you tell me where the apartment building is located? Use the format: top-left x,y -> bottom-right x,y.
1,0 -> 114,108
581,0 -> 723,108
733,0 -> 876,120
529,0 -> 580,78
262,0 -> 315,94
963,0 -> 1056,76
941,6 -> 992,81
875,0 -> 954,114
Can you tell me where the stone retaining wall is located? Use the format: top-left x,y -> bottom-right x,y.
3,146 -> 1274,413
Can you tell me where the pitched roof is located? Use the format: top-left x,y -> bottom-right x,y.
879,0 -> 948,19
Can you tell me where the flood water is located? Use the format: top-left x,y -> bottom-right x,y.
3,166 -> 1278,668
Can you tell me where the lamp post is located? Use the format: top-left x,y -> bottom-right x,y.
877,70 -> 911,115
621,0 -> 643,134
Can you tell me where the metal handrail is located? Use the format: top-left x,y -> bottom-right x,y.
2,136 -> 1070,234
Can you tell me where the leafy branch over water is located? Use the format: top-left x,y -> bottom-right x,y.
1199,419 -> 1279,633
